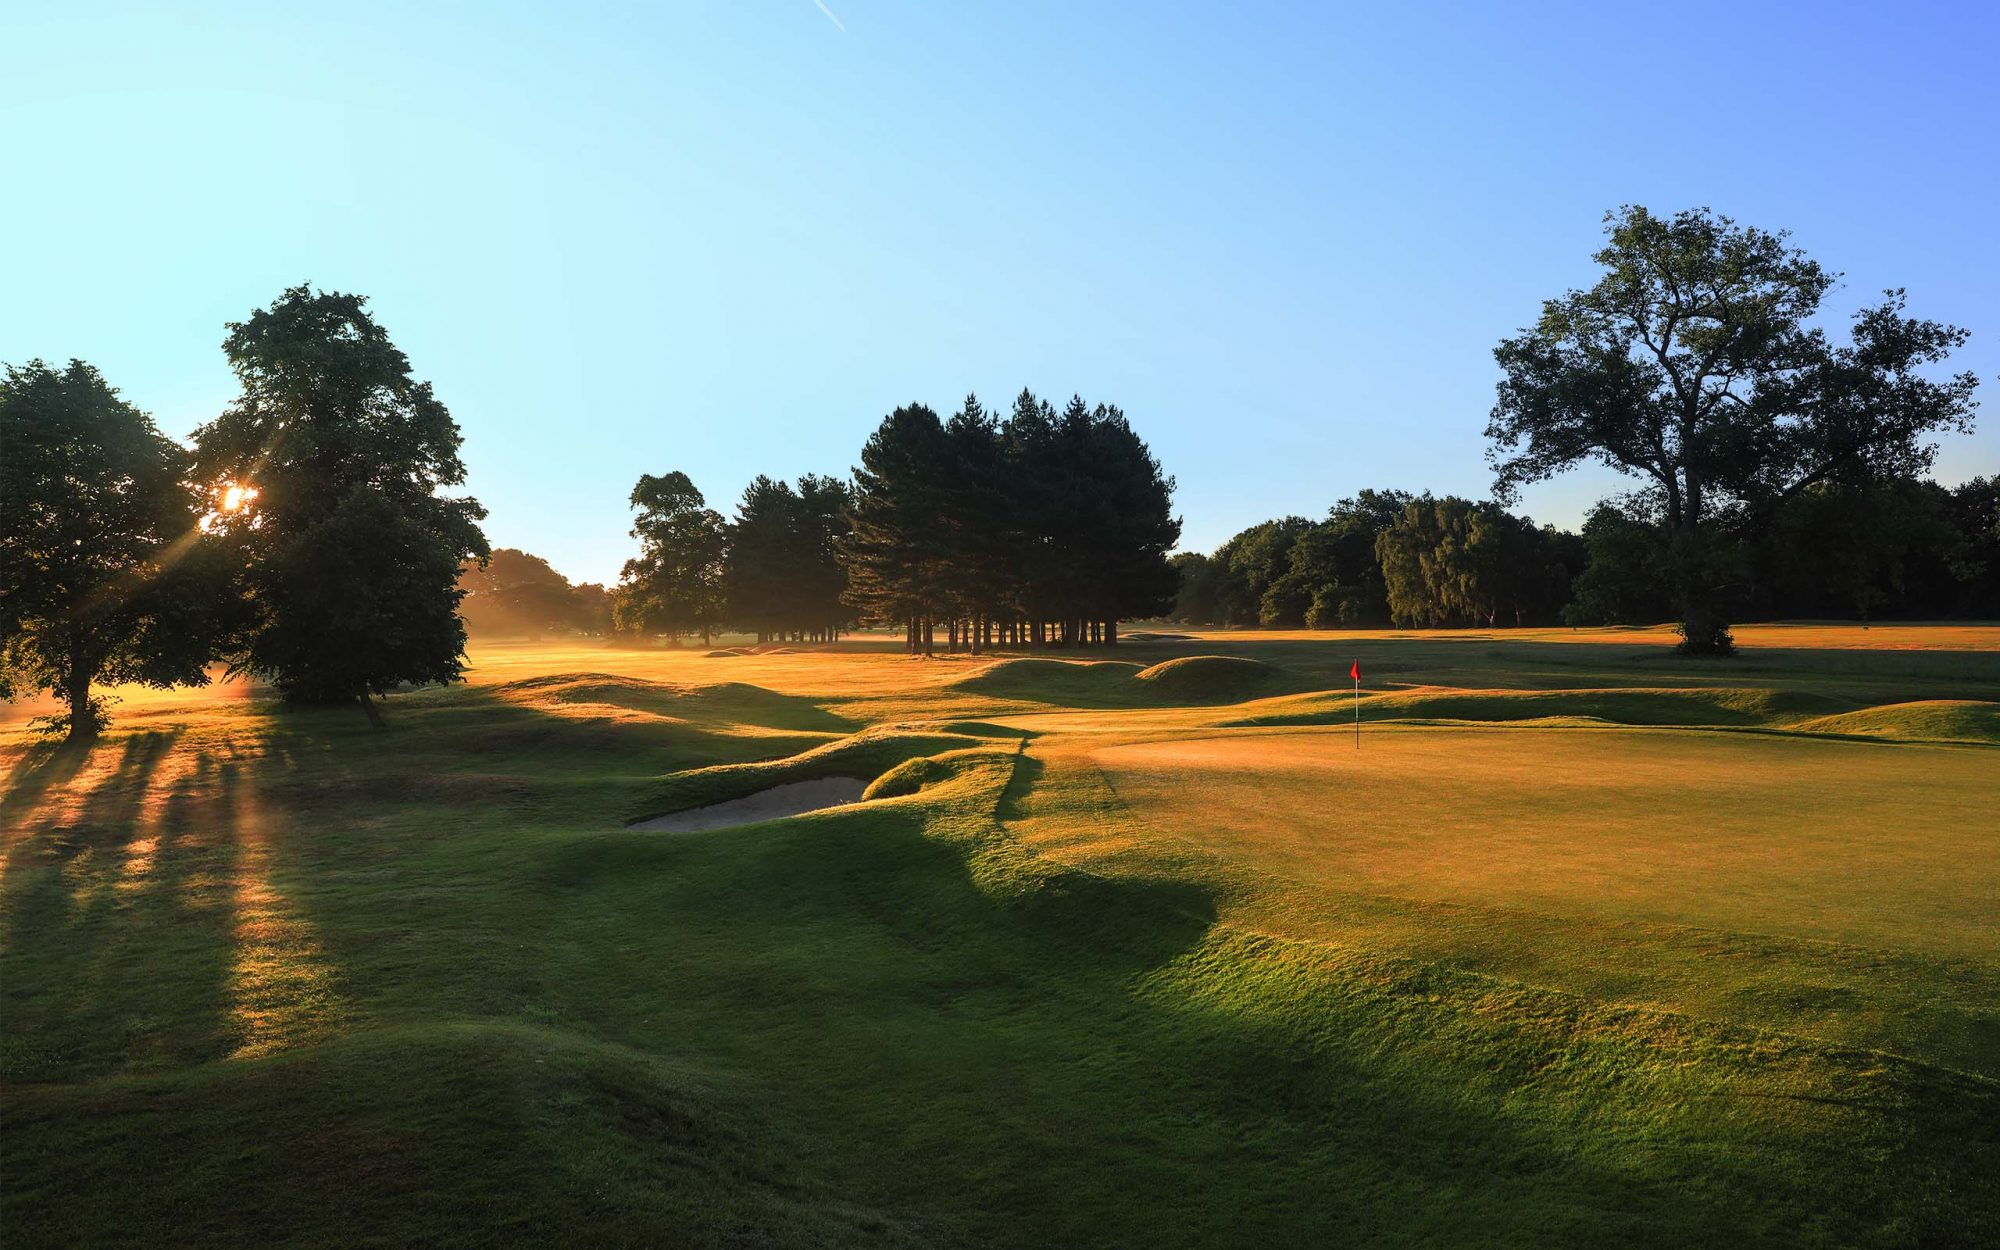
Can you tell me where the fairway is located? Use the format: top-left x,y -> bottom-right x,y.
5,626 -> 2000,1247
1091,728 -> 2000,956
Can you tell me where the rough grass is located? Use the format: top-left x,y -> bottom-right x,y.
4,624 -> 1999,1247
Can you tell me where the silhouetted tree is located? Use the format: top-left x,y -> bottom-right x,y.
1,360 -> 223,739
615,472 -> 728,645
1488,206 -> 1981,654
1563,497 -> 1676,626
1764,480 -> 1963,624
1946,477 -> 2000,617
1170,551 -> 1223,624
725,474 -> 854,642
570,582 -> 615,635
841,404 -> 955,652
191,286 -> 488,726
839,391 -> 1178,650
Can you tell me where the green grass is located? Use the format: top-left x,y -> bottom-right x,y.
4,626 -> 1998,1246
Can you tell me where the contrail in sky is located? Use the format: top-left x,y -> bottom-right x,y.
813,0 -> 846,32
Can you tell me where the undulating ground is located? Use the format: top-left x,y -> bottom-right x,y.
4,624 -> 1998,1247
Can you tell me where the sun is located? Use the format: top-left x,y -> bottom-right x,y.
220,483 -> 258,512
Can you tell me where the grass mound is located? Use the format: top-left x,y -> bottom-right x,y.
863,747 -> 998,800
4,1021 -> 921,1248
1132,655 -> 1282,702
631,727 -> 992,823
947,658 -> 1144,704
488,672 -> 852,733
1227,685 -> 1853,730
1794,699 -> 2000,745
951,656 -> 1294,707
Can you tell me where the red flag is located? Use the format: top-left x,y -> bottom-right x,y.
1350,660 -> 1361,681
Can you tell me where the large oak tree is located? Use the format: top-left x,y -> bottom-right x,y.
192,286 -> 488,723
1487,206 -> 1980,653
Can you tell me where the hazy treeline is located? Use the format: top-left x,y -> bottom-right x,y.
458,549 -> 612,639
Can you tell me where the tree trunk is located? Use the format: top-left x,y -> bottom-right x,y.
1678,600 -> 1734,655
1105,619 -> 1118,647
64,650 -> 96,743
357,692 -> 386,729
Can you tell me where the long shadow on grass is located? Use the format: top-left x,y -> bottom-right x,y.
0,729 -> 251,1082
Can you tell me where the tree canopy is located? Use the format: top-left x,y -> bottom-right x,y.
724,474 -> 854,643
0,360 -> 221,739
614,472 -> 728,644
191,285 -> 488,722
1487,205 -> 1981,652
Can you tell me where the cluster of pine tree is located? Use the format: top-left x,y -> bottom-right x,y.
839,391 -> 1180,653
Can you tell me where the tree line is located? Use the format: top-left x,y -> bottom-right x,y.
1173,477 -> 1997,632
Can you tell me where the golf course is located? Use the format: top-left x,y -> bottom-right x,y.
4,623 -> 1996,1246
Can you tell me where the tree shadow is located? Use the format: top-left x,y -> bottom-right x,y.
0,727 -> 251,1082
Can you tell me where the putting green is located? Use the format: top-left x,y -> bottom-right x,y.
1090,727 -> 2000,957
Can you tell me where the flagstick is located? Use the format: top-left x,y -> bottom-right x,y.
1353,666 -> 1360,750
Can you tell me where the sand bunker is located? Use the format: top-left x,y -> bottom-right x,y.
627,777 -> 869,832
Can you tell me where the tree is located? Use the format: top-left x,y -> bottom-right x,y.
1487,206 -> 1980,654
1169,552 -> 1223,624
841,405 -> 955,653
724,474 -> 854,643
192,286 -> 488,725
838,391 -> 1178,650
1,360 -> 221,740
1945,477 -> 2000,617
1375,496 -> 1567,628
615,472 -> 727,644
459,548 -> 584,638
570,582 -> 615,635
1067,399 -> 1181,642
1212,518 -> 1313,626
1763,480 -> 1962,624
1271,489 -> 1415,629
790,473 -> 856,640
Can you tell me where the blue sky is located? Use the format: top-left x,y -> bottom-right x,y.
4,1 -> 1995,584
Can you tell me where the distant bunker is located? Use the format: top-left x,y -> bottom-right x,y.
626,777 -> 869,833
